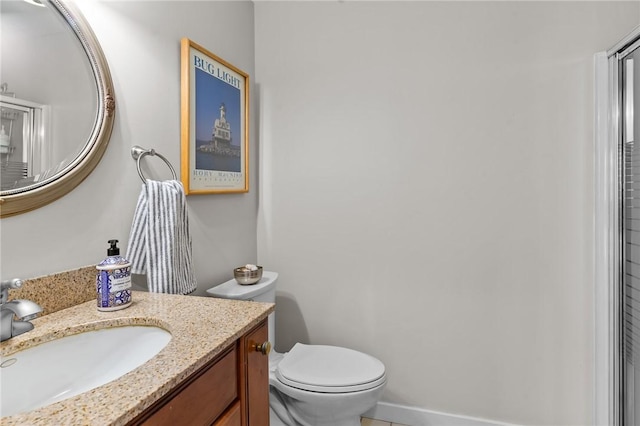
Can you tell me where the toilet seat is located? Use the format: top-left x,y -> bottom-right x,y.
275,343 -> 386,393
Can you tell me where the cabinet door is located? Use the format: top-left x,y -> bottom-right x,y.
244,320 -> 270,426
213,402 -> 242,426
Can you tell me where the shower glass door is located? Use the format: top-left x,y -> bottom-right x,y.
622,42 -> 640,426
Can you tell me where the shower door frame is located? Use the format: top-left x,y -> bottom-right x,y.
595,25 -> 640,426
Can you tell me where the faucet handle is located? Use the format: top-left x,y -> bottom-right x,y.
1,279 -> 24,290
0,278 -> 24,304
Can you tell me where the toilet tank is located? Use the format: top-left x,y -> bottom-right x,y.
206,271 -> 278,346
206,271 -> 278,303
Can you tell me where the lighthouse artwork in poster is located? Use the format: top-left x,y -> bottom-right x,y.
180,38 -> 249,194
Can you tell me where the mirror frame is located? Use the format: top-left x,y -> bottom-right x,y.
0,0 -> 115,218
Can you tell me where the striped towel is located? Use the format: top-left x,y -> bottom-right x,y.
126,180 -> 197,294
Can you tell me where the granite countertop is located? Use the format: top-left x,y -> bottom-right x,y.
0,291 -> 274,425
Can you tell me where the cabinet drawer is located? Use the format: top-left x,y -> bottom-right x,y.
141,346 -> 238,426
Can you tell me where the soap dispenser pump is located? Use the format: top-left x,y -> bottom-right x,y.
96,239 -> 132,311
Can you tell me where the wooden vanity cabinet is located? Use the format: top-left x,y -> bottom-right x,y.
129,319 -> 269,426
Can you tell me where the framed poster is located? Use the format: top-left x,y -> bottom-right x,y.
180,38 -> 249,194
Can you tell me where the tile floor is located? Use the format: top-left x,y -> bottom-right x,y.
361,417 -> 410,426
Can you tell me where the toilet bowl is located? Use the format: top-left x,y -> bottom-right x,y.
269,342 -> 386,426
207,271 -> 386,426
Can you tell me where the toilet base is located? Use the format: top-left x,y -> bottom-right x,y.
270,407 -> 287,426
269,387 -> 369,426
270,407 -> 362,426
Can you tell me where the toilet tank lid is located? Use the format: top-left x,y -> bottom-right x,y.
206,270 -> 278,300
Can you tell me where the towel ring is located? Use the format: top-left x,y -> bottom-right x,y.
131,145 -> 177,183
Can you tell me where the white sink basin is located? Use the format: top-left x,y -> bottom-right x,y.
0,325 -> 171,417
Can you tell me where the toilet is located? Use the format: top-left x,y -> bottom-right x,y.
207,271 -> 386,426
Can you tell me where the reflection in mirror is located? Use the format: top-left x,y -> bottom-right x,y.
1,0 -> 96,191
0,0 -> 115,217
1,91 -> 48,189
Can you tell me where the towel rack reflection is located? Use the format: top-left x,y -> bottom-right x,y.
131,145 -> 177,183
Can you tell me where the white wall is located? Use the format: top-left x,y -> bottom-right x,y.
0,1 -> 258,297
254,2 -> 640,425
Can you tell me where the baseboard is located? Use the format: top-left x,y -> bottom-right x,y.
363,402 -> 521,426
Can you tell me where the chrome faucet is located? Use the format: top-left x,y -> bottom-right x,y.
1,278 -> 42,342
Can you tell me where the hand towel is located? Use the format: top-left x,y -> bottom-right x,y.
126,180 -> 197,294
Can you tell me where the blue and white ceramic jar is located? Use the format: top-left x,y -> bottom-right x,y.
96,240 -> 132,311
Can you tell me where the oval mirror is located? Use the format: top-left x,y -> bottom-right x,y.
0,0 -> 115,217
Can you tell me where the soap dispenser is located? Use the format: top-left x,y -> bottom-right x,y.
96,239 -> 132,311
